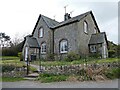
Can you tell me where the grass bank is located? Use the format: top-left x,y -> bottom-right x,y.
1,77 -> 25,82
1,56 -> 37,82
1,56 -> 19,60
37,67 -> 120,83
37,73 -> 68,83
31,58 -> 119,67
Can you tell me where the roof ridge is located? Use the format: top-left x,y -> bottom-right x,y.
41,14 -> 59,23
52,11 -> 92,29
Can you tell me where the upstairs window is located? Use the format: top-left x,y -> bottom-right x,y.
38,27 -> 44,38
90,45 -> 96,53
60,40 -> 68,53
84,21 -> 88,34
41,42 -> 46,54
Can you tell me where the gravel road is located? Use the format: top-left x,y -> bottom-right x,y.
2,79 -> 119,88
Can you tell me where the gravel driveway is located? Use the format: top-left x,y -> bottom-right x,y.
2,79 -> 119,88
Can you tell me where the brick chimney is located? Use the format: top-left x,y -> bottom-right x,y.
64,13 -> 71,21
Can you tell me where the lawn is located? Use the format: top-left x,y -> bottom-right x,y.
1,56 -> 37,82
31,58 -> 119,67
1,56 -> 19,60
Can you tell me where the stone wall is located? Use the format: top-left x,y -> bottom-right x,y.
42,62 -> 119,75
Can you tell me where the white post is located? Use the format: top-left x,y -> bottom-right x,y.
25,47 -> 28,61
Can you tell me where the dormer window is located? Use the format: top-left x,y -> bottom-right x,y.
38,27 -> 44,38
84,21 -> 88,34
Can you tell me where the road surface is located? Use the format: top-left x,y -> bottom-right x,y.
2,79 -> 119,88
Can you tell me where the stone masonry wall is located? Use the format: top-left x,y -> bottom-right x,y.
42,62 -> 119,75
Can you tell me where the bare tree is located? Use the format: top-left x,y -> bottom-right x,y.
0,32 -> 11,47
11,33 -> 24,46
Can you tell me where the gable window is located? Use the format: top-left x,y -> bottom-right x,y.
41,42 -> 46,54
60,40 -> 68,53
38,27 -> 44,38
84,21 -> 88,34
90,45 -> 96,53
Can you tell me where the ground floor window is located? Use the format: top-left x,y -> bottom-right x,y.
41,42 -> 46,54
90,45 -> 96,53
60,40 -> 68,53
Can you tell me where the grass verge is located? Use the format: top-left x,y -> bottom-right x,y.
2,77 -> 25,82
1,56 -> 19,60
31,58 -> 119,67
37,73 -> 68,83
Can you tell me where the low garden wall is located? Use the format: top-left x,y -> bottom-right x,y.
43,62 -> 119,75
2,65 -> 27,77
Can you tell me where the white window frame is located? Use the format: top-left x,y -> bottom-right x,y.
84,21 -> 88,34
90,45 -> 96,53
39,27 -> 44,38
41,43 -> 46,54
60,40 -> 68,53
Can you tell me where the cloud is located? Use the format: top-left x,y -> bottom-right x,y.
0,0 -> 118,44
100,17 -> 118,44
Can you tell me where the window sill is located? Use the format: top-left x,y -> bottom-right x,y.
90,51 -> 96,53
60,51 -> 68,54
41,52 -> 46,55
84,32 -> 88,35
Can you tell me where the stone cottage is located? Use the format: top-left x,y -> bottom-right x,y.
22,11 -> 108,61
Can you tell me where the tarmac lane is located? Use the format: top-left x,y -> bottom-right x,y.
2,79 -> 119,88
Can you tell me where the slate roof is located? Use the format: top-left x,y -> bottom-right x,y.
41,11 -> 92,29
89,32 -> 107,45
26,36 -> 39,48
52,11 -> 91,29
41,15 -> 59,28
32,10 -> 100,35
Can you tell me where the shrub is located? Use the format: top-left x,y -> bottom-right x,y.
89,53 -> 102,58
108,50 -> 116,58
117,45 -> 120,58
18,52 -> 23,61
104,68 -> 120,79
47,53 -> 55,61
64,52 -> 80,62
2,48 -> 18,56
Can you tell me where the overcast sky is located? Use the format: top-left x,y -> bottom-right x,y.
0,0 -> 119,44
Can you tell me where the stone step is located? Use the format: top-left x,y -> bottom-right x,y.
25,73 -> 39,78
24,77 -> 37,81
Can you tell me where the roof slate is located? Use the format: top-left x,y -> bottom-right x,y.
41,11 -> 91,29
32,10 -> 100,35
26,37 -> 39,48
52,11 -> 91,29
41,15 -> 59,28
89,32 -> 106,45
